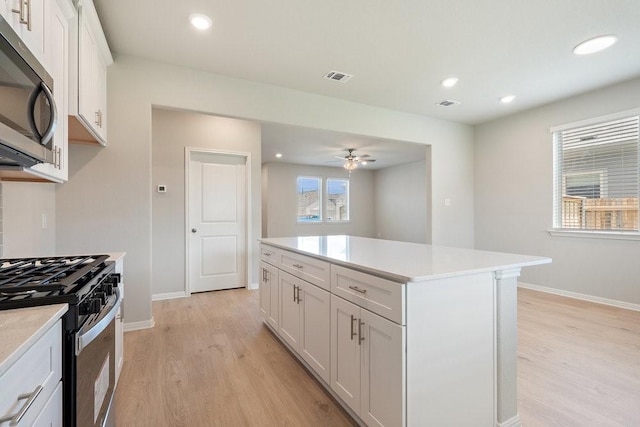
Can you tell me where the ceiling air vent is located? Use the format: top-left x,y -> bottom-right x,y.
324,70 -> 353,83
436,100 -> 461,107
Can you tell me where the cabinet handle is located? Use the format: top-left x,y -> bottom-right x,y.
292,264 -> 303,269
292,284 -> 296,302
99,110 -> 103,128
358,319 -> 365,345
348,285 -> 367,294
95,110 -> 101,126
263,252 -> 271,257
0,385 -> 43,425
295,285 -> 301,304
262,268 -> 266,282
12,0 -> 31,31
350,315 -> 357,340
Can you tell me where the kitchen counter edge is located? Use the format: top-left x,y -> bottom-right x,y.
0,304 -> 68,377
259,236 -> 551,284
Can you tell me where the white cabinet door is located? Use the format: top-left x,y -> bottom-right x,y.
78,9 -> 97,132
76,0 -> 108,144
32,381 -> 63,427
330,295 -> 361,414
278,271 -> 300,350
259,261 -> 279,330
360,309 -> 405,427
298,279 -> 330,383
331,294 -> 405,427
6,0 -> 46,63
29,0 -> 69,182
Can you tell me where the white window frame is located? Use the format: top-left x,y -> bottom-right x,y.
326,178 -> 350,222
296,176 -> 322,223
550,108 -> 640,240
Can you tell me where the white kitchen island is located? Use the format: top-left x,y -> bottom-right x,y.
258,235 -> 551,427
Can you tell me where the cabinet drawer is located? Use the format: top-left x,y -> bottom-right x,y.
331,265 -> 405,324
279,250 -> 330,291
260,244 -> 280,266
0,320 -> 62,426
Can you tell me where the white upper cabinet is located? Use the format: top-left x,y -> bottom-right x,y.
2,0 -> 46,64
70,0 -> 112,145
28,0 -> 74,182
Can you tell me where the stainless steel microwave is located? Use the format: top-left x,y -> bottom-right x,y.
0,14 -> 56,168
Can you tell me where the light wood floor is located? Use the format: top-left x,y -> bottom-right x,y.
115,288 -> 640,426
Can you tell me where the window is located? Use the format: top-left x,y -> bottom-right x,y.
553,113 -> 639,232
326,179 -> 349,221
297,177 -> 321,222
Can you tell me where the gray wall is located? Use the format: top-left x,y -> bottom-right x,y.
263,162 -> 375,238
2,182 -> 56,258
151,108 -> 261,297
56,55 -> 474,325
374,160 -> 428,243
475,77 -> 640,305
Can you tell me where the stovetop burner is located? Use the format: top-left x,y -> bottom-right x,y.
0,255 -> 111,308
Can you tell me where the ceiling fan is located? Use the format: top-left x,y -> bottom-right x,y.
334,148 -> 376,171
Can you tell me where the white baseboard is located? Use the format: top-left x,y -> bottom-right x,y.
152,291 -> 188,301
518,282 -> 640,312
124,318 -> 155,332
497,415 -> 522,427
248,282 -> 259,290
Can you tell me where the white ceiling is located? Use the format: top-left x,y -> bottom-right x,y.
94,0 -> 640,166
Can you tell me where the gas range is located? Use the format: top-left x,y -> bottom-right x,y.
0,254 -> 122,426
0,254 -> 118,330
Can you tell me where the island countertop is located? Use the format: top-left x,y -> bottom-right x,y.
260,235 -> 551,283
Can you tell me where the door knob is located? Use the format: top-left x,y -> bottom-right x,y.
191,228 -> 197,233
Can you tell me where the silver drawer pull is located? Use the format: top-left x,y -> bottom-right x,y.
263,252 -> 271,256
292,264 -> 303,269
358,319 -> 365,345
348,285 -> 367,294
350,315 -> 357,340
0,385 -> 43,425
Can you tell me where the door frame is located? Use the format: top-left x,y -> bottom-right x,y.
184,147 -> 252,295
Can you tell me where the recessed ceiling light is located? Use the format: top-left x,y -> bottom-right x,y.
500,95 -> 516,104
275,153 -> 283,158
441,77 -> 458,88
189,13 -> 212,30
573,35 -> 617,55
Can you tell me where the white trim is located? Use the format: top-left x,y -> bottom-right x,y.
548,229 -> 640,241
496,415 -> 522,427
185,147 -> 253,294
124,318 -> 156,332
152,291 -> 188,301
518,282 -> 640,312
550,107 -> 640,133
248,282 -> 259,291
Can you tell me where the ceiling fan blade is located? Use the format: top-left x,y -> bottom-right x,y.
334,156 -> 347,160
359,154 -> 371,159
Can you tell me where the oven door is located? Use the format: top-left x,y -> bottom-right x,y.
75,289 -> 121,427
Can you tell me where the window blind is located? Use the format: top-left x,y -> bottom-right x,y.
553,114 -> 640,231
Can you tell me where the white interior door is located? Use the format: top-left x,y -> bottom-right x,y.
188,152 -> 246,293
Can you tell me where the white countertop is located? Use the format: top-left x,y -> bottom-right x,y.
260,236 -> 551,283
0,304 -> 68,377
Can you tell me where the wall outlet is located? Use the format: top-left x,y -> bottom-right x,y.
444,198 -> 451,207
157,185 -> 167,193
41,213 -> 47,229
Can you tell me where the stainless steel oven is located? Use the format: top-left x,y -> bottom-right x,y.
0,255 -> 121,427
74,288 -> 120,427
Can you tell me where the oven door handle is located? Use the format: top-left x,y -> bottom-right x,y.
76,288 -> 121,356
